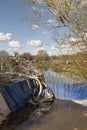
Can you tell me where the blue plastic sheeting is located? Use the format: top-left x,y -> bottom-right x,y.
0,80 -> 32,112
48,83 -> 87,100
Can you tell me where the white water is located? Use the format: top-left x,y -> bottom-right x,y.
44,69 -> 87,106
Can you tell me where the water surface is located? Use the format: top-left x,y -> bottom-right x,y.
44,69 -> 87,106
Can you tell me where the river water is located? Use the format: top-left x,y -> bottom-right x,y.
44,69 -> 87,106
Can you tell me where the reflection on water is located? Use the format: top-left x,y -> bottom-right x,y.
44,69 -> 87,106
44,69 -> 87,84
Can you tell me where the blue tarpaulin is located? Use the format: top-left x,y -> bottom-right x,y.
0,80 -> 32,112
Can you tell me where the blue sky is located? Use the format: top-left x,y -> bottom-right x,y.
0,0 -> 71,56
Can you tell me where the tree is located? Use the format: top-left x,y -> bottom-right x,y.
21,52 -> 32,60
0,50 -> 9,61
17,0 -> 87,53
36,48 -> 49,61
49,0 -> 87,50
43,0 -> 87,53
23,0 -> 87,35
14,51 -> 19,57
42,0 -> 87,35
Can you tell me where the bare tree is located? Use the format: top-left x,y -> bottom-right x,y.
24,0 -> 87,36
36,48 -> 49,61
0,50 -> 9,61
43,0 -> 87,53
17,0 -> 87,52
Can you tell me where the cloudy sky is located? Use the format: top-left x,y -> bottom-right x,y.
0,0 -> 70,56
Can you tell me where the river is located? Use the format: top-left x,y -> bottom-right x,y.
44,69 -> 87,106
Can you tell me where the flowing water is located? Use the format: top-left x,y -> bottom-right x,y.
44,69 -> 87,106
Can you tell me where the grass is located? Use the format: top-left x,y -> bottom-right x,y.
29,61 -> 87,79
0,60 -> 87,85
0,75 -> 10,84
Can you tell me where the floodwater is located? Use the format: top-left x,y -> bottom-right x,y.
0,69 -> 87,130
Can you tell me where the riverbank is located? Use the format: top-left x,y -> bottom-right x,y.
16,99 -> 87,130
29,62 -> 87,79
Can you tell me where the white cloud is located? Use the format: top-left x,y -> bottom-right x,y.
69,37 -> 76,42
36,47 -> 47,55
32,7 -> 37,10
27,40 -> 42,47
43,31 -> 48,34
34,0 -> 44,3
47,51 -> 56,56
32,24 -> 40,30
61,48 -> 74,55
47,19 -> 56,24
9,41 -> 21,48
7,48 -> 12,52
0,32 -> 12,41
67,37 -> 82,43
59,44 -> 71,49
51,46 -> 58,50
51,37 -> 85,55
36,47 -> 45,52
69,37 -> 78,42
51,44 -> 68,50
51,44 -> 75,55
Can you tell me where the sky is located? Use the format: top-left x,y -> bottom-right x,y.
0,0 -> 71,56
